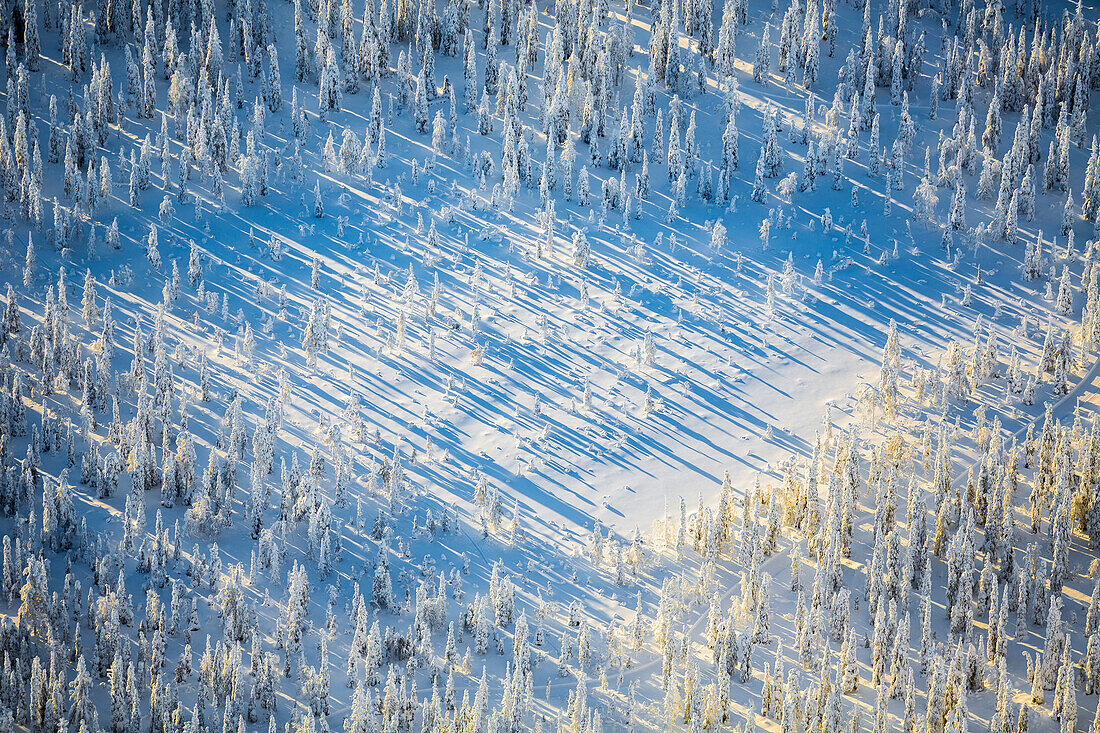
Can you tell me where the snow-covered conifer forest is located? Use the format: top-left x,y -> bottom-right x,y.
1,0 -> 1100,727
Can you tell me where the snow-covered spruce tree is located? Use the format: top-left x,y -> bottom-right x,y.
753,22 -> 770,85
762,108 -> 782,178
414,67 -> 430,133
572,230 -> 590,268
